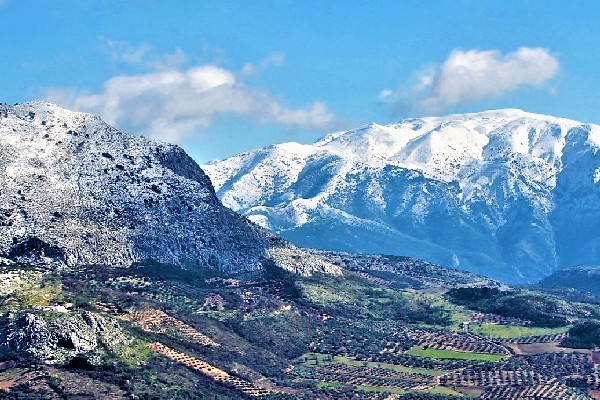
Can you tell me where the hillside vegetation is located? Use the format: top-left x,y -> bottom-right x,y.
1,253 -> 599,399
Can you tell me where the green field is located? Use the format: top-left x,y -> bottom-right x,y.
425,386 -> 465,396
297,352 -> 448,376
470,323 -> 569,339
295,376 -> 464,397
314,381 -> 347,389
355,384 -> 406,395
295,379 -> 408,395
407,346 -> 506,361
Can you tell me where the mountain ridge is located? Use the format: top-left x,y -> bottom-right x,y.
0,101 -> 339,276
204,109 -> 600,282
3,104 -> 600,400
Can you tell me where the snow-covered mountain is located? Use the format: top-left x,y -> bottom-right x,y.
0,102 -> 338,276
203,109 -> 600,283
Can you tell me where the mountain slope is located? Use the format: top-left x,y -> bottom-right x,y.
0,102 -> 338,276
203,109 -> 600,282
2,104 -> 599,399
540,265 -> 600,296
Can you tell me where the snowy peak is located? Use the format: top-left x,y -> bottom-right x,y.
0,102 -> 339,276
306,109 -> 583,182
204,109 -> 600,283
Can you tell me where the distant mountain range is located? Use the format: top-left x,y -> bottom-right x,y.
204,109 -> 600,283
0,102 -> 338,276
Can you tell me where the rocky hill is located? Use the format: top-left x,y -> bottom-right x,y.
0,102 -> 338,276
540,265 -> 600,296
204,109 -> 600,282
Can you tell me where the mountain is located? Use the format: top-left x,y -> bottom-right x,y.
0,102 -> 338,276
2,102 -> 600,400
540,265 -> 600,296
203,109 -> 600,283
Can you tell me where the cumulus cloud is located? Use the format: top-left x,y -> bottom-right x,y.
45,63 -> 334,142
381,47 -> 559,114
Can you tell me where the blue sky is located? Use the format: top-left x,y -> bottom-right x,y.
2,1 -> 600,163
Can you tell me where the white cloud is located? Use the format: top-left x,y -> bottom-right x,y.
269,101 -> 332,127
241,63 -> 256,76
261,52 -> 285,68
101,39 -> 153,65
99,38 -> 188,70
381,47 -> 559,114
242,52 -> 285,76
45,62 -> 334,142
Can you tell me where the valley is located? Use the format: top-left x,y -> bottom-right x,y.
1,253 -> 599,399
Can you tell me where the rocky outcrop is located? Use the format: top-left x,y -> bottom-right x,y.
0,102 -> 339,276
0,311 -> 129,365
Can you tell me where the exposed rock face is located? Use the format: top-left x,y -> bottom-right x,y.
0,102 -> 339,276
204,110 -> 600,282
0,311 -> 129,365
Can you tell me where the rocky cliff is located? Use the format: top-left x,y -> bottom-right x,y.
0,311 -> 129,365
0,102 -> 338,276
